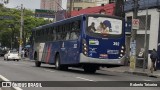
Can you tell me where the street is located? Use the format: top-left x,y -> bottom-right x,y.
0,57 -> 160,90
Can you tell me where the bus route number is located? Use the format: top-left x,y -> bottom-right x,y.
113,42 -> 120,46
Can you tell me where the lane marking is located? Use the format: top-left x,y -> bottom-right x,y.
0,75 -> 10,81
143,79 -> 152,81
76,77 -> 95,82
0,75 -> 23,90
13,63 -> 20,66
44,69 -> 55,72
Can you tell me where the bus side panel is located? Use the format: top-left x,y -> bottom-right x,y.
39,43 -> 45,62
62,40 -> 80,64
33,43 -> 40,61
41,42 -> 60,64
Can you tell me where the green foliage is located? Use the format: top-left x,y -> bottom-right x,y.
0,5 -> 48,49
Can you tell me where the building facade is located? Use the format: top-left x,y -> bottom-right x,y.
67,0 -> 115,11
124,0 -> 160,69
40,0 -> 62,11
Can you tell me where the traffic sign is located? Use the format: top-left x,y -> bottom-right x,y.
35,9 -> 55,18
0,15 -> 13,20
132,19 -> 139,29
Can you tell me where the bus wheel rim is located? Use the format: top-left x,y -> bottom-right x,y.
56,59 -> 59,68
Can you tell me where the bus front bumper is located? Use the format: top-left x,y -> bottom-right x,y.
79,53 -> 125,65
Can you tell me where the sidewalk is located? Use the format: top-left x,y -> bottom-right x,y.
101,66 -> 160,78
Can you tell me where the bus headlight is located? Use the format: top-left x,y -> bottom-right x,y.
82,39 -> 88,56
84,51 -> 87,55
121,46 -> 124,49
84,47 -> 87,51
121,50 -> 124,53
119,45 -> 125,58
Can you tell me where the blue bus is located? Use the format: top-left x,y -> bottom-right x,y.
30,14 -> 125,73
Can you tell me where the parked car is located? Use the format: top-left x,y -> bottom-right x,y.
4,50 -> 21,61
0,50 -> 7,56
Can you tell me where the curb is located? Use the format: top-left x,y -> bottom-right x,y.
100,68 -> 160,78
124,71 -> 160,78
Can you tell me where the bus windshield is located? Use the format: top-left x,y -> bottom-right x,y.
87,16 -> 122,37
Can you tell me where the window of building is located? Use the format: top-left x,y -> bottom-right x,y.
137,15 -> 151,30
73,7 -> 82,11
127,16 -> 132,22
109,0 -> 116,3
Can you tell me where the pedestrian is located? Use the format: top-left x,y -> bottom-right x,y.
21,49 -> 25,59
150,49 -> 158,73
88,22 -> 96,32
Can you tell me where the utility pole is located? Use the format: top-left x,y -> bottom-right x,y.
69,0 -> 73,17
19,4 -> 23,57
130,0 -> 139,72
143,0 -> 149,72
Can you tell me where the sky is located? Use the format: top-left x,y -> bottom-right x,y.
4,0 -> 67,10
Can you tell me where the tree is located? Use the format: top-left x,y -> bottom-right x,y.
0,0 -> 9,4
0,5 -> 48,49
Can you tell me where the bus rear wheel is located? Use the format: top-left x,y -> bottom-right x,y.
55,54 -> 61,70
83,65 -> 97,73
34,52 -> 41,67
35,61 -> 41,67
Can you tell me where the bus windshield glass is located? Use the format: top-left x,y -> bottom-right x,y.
87,16 -> 122,37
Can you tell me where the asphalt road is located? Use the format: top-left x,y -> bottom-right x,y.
0,57 -> 160,90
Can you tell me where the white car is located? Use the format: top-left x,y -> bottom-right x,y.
4,50 -> 21,61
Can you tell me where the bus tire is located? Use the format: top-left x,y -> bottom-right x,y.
55,54 -> 61,70
34,52 -> 41,67
83,65 -> 96,73
35,61 -> 41,67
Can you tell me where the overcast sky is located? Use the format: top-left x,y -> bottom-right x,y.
4,0 -> 67,10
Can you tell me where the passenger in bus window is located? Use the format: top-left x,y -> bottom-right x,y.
103,20 -> 112,32
72,21 -> 80,32
70,32 -> 78,40
70,21 -> 80,40
97,22 -> 105,33
66,32 -> 70,40
88,22 -> 96,32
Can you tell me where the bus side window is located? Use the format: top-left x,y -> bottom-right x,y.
46,28 -> 49,41
51,27 -> 56,41
56,26 -> 61,40
70,21 -> 80,40
61,25 -> 66,40
65,24 -> 70,40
